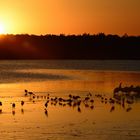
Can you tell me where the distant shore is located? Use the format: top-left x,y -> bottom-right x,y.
0,33 -> 140,59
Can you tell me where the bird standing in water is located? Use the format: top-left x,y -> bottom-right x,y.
45,102 -> 48,108
12,103 -> 16,108
21,101 -> 24,106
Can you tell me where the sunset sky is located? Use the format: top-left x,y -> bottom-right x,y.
0,0 -> 140,35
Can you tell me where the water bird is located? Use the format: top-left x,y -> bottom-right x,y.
104,101 -> 107,104
113,83 -> 140,98
32,95 -> 36,99
110,106 -> 115,112
101,97 -> 104,100
46,100 -> 49,104
54,97 -> 58,101
73,95 -> 80,100
84,97 -> 90,102
24,89 -> 28,96
21,101 -> 24,106
109,98 -> 115,104
59,102 -> 63,106
90,105 -> 94,110
21,109 -> 24,114
66,99 -> 73,103
69,94 -> 72,98
95,94 -> 102,98
25,89 -> 28,93
90,99 -> 94,103
58,97 -> 63,102
101,100 -> 104,103
77,107 -> 81,112
28,92 -> 35,96
44,109 -> 48,117
12,103 -> 16,108
113,83 -> 122,93
77,100 -> 81,106
126,107 -> 132,112
45,102 -> 48,108
87,92 -> 92,97
67,102 -> 72,107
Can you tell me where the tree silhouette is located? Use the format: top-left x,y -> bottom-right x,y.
0,33 -> 139,59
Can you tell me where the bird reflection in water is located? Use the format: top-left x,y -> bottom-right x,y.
12,110 -> 16,116
44,109 -> 48,117
110,106 -> 115,112
21,108 -> 24,114
126,107 -> 132,112
77,107 -> 81,113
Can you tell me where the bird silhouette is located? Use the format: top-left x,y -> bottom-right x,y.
12,103 -> 16,108
110,106 -> 115,112
113,83 -> 122,93
77,107 -> 81,112
21,101 -> 24,106
44,109 -> 48,117
45,102 -> 48,108
126,107 -> 132,112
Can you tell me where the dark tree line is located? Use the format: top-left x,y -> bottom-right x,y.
0,33 -> 140,59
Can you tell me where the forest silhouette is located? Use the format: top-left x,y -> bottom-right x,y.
0,33 -> 140,59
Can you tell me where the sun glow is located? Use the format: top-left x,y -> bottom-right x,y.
0,23 -> 6,34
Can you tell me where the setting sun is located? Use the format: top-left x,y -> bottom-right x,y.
0,23 -> 5,34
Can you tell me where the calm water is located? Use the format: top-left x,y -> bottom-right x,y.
0,60 -> 140,96
0,60 -> 140,140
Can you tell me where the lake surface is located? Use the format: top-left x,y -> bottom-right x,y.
0,60 -> 140,140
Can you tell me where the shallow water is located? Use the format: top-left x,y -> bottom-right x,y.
0,60 -> 140,140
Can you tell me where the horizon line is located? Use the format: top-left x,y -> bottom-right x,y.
0,33 -> 140,37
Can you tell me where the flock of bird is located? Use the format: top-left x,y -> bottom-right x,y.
0,100 -> 24,108
114,83 -> 140,97
0,85 -> 137,116
23,88 -> 135,114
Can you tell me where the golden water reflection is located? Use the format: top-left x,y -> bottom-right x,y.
0,93 -> 140,140
0,70 -> 140,97
0,70 -> 140,139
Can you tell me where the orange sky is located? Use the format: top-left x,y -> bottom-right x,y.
0,0 -> 140,35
